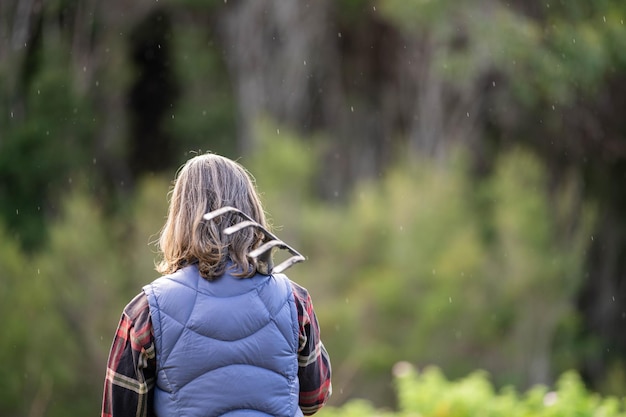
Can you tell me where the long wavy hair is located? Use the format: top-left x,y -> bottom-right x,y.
156,153 -> 268,280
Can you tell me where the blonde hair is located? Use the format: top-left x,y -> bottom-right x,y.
156,153 -> 268,280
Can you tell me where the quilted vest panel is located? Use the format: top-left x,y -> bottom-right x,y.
143,264 -> 303,417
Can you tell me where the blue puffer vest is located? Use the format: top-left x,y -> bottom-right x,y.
143,263 -> 303,417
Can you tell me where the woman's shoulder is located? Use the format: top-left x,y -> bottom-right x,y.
123,291 -> 152,326
283,278 -> 313,307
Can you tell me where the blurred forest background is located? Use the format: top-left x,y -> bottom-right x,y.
1,0 -> 626,415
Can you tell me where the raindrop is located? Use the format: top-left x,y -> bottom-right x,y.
95,80 -> 99,87
16,209 -> 19,215
303,60 -> 307,66
603,16 -> 606,23
572,38 -> 576,44
432,269 -> 436,275
338,32 -> 342,38
591,235 -> 594,241
171,114 -> 175,119
10,111 -> 13,118
449,297 -> 452,303
373,6 -> 376,11
350,106 -> 354,112
93,158 -> 97,164
37,269 -> 40,275
276,128 -> 280,135
551,104 -> 555,110
466,112 -> 470,117
83,66 -> 87,72
492,81 -> 496,87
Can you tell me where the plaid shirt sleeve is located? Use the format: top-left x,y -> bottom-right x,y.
291,281 -> 332,415
101,292 -> 156,417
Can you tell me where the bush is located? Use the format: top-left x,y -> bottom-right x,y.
318,363 -> 626,417
247,123 -> 595,405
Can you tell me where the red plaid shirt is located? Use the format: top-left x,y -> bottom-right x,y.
101,280 -> 332,416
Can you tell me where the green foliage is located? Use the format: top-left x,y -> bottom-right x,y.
28,191 -> 127,416
246,119 -> 318,209
0,33 -> 95,250
0,223 -> 34,415
318,364 -> 626,417
336,0 -> 375,22
0,177 -> 170,416
378,0 -> 626,106
378,0 -> 472,33
166,23 -> 237,157
243,123 -> 594,404
0,192 -> 113,416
